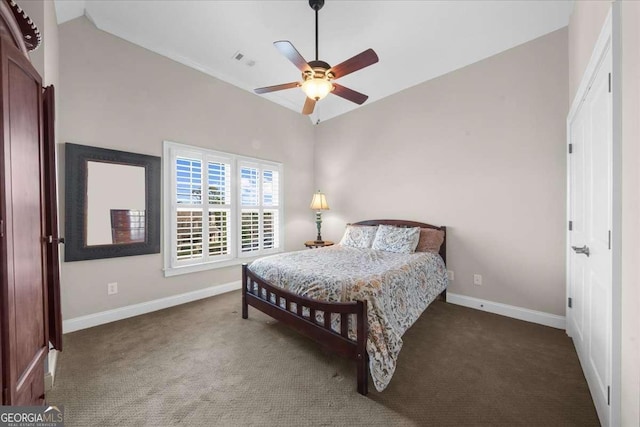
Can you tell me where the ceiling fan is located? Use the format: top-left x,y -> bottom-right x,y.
254,0 -> 379,115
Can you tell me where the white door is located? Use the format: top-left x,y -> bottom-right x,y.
568,47 -> 612,426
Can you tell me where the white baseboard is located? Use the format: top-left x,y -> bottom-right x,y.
44,349 -> 58,391
44,372 -> 53,391
63,281 -> 241,333
446,292 -> 565,329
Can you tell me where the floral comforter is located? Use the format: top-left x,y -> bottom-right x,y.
248,245 -> 448,391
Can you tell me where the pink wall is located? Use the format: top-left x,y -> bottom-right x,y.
315,29 -> 569,316
619,2 -> 640,425
58,17 -> 316,319
568,0 -> 611,102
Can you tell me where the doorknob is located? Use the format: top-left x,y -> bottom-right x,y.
571,245 -> 590,257
45,236 -> 65,244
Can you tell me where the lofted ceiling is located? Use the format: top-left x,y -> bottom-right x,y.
53,0 -> 574,123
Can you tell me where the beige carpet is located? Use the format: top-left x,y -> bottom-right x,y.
47,291 -> 599,426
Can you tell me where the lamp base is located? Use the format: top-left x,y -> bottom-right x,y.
315,211 -> 324,245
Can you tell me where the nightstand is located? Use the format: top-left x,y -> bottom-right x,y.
304,240 -> 334,249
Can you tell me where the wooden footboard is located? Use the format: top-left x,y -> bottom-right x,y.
242,263 -> 369,395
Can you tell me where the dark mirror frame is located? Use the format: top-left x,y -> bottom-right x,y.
64,143 -> 161,262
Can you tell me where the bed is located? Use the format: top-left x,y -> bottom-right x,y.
241,219 -> 447,395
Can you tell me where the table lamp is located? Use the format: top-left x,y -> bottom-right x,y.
309,190 -> 330,243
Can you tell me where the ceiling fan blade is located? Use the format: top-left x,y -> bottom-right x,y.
302,97 -> 316,115
274,40 -> 312,73
329,49 -> 379,79
331,83 -> 368,105
254,82 -> 300,94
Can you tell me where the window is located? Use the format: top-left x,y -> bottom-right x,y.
164,141 -> 283,276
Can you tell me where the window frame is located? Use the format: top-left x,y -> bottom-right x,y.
163,141 -> 284,277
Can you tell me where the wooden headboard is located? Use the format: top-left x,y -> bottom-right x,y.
352,219 -> 447,264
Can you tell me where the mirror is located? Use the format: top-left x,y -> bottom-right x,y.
65,143 -> 161,261
86,161 -> 146,246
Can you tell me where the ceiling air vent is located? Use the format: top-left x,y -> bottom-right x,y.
232,51 -> 256,67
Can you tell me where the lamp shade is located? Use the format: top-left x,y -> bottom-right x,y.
301,78 -> 333,101
310,191 -> 330,210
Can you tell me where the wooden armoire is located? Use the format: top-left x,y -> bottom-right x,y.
0,0 -> 61,405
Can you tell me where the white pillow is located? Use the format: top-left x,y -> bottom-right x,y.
371,225 -> 420,254
339,225 -> 378,248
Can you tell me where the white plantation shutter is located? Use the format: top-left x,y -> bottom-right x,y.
239,162 -> 282,256
165,141 -> 283,274
240,210 -> 260,252
175,157 -> 204,262
262,169 -> 279,207
262,169 -> 280,249
176,209 -> 203,260
207,160 -> 231,257
263,209 -> 279,249
241,166 -> 259,206
208,210 -> 229,256
170,148 -> 234,267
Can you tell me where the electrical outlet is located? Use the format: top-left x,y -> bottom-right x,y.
107,282 -> 118,295
473,274 -> 482,286
447,270 -> 454,281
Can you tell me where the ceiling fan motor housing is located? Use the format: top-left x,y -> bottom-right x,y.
309,0 -> 325,11
305,60 -> 333,78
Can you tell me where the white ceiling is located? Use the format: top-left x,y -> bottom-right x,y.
53,0 -> 574,123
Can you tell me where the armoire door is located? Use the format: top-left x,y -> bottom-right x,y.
567,47 -> 613,426
43,85 -> 62,351
0,32 -> 49,405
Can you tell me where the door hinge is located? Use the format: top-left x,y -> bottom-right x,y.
0,219 -> 4,238
568,143 -> 573,154
568,297 -> 572,308
608,230 -> 611,250
607,385 -> 610,405
568,221 -> 573,231
608,73 -> 612,93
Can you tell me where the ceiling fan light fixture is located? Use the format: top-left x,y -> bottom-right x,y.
301,77 -> 333,101
253,0 -> 378,115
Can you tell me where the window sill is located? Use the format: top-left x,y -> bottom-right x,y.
163,251 -> 283,277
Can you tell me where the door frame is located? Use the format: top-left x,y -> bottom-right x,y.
566,7 -> 621,426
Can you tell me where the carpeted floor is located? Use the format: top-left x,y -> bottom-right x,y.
47,290 -> 600,426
